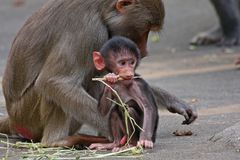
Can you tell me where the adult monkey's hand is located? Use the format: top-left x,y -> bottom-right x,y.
151,87 -> 198,125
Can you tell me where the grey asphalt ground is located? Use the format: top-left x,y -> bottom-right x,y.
0,0 -> 240,159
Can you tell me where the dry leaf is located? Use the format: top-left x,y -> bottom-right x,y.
173,130 -> 193,136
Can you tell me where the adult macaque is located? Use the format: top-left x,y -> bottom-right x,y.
0,0 -> 196,147
89,36 -> 158,151
190,0 -> 240,65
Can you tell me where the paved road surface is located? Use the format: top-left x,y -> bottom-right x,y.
0,0 -> 239,159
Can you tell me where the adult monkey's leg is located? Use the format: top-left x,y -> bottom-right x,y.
191,0 -> 240,46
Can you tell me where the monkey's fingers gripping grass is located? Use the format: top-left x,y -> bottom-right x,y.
92,76 -> 141,82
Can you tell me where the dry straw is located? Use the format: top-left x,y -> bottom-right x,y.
0,139 -> 143,159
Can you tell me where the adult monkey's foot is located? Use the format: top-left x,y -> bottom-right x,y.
190,26 -> 240,46
112,144 -> 135,152
190,26 -> 223,45
89,142 -> 119,151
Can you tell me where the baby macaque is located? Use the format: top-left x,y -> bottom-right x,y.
90,36 -> 159,151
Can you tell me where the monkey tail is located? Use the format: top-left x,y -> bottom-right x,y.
0,117 -> 11,134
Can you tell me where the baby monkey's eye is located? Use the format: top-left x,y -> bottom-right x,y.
130,60 -> 135,65
121,61 -> 126,66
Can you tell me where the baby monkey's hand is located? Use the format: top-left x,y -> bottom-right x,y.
104,73 -> 120,83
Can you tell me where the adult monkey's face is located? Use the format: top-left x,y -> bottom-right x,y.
103,0 -> 165,57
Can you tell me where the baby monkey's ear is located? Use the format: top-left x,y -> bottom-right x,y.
93,51 -> 106,70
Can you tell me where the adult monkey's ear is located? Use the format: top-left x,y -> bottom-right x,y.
116,0 -> 135,13
93,51 -> 106,71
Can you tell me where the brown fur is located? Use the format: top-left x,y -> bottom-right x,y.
1,0 -> 196,147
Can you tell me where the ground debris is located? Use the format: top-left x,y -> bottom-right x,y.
173,130 -> 193,136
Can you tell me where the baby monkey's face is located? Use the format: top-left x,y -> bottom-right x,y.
109,51 -> 137,80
